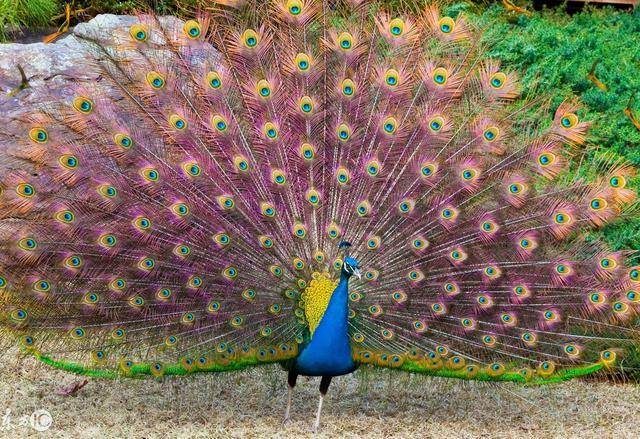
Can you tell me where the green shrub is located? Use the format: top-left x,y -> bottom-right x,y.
0,0 -> 59,41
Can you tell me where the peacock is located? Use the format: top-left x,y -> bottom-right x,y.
1,0 -> 639,432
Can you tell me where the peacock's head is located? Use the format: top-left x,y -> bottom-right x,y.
342,257 -> 361,279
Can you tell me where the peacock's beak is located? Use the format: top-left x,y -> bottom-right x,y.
352,267 -> 361,279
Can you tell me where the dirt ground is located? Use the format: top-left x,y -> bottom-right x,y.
0,350 -> 639,439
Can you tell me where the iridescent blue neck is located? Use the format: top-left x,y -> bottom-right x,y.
293,271 -> 355,376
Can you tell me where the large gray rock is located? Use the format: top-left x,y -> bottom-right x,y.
0,14 -> 187,171
0,14 -> 186,112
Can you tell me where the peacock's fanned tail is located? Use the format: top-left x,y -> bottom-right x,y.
0,1 -> 638,383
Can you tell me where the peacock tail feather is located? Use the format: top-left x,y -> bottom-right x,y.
1,0 -> 638,384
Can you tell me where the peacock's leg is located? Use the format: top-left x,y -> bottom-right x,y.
313,375 -> 332,432
283,369 -> 298,425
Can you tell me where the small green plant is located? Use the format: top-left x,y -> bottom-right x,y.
0,0 -> 59,41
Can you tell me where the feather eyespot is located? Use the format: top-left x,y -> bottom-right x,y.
327,222 -> 341,239
29,127 -> 48,143
294,53 -> 311,72
440,207 -> 458,220
612,301 -> 629,314
223,266 -> 238,280
132,216 -> 152,231
599,257 -> 617,270
114,133 -> 133,149
232,155 -> 249,172
169,114 -> 187,131
206,301 -> 220,314
188,276 -> 203,289
432,67 -> 448,86
398,198 -> 415,214
211,114 -> 228,133
382,116 -> 397,135
482,127 -> 499,142
553,211 -> 572,225
145,71 -> 166,90
428,116 -> 444,133
298,96 -> 314,115
336,123 -> 352,141
263,122 -> 279,140
489,72 -> 506,89
129,24 -> 148,42
110,278 -> 126,291
138,257 -> 155,271
206,71 -> 222,89
366,235 -> 381,250
420,162 -> 437,179
83,292 -> 100,304
388,18 -> 405,36
260,202 -> 276,218
98,233 -> 117,249
217,195 -> 235,210
256,79 -> 272,98
31,279 -> 51,294
259,235 -> 274,249
600,350 -> 616,366
407,269 -> 424,282
299,143 -> 316,161
443,282 -> 459,296
411,236 -> 429,251
271,168 -> 287,185
560,112 -> 578,129
508,182 -> 525,194
413,320 -> 427,333
17,237 -> 37,251
609,175 -> 626,189
336,167 -> 351,185
230,315 -> 244,327
537,151 -> 556,167
521,331 -> 537,346
461,317 -> 475,329
306,188 -> 320,206
589,197 -> 607,211
171,202 -> 190,217
58,154 -> 79,170
72,96 -> 94,114
341,79 -> 356,97
286,0 -> 303,15
438,16 -> 455,34
70,327 -> 86,339
366,159 -> 381,177
157,288 -> 172,300
242,29 -> 259,48
292,222 -> 307,239
292,258 -> 305,271
183,20 -> 202,39
213,232 -> 231,247
183,161 -> 202,177
337,32 -> 354,51
62,255 -> 84,270
10,309 -> 28,323
384,68 -> 400,87
356,200 -> 371,217
141,167 -> 159,182
174,244 -> 191,257
16,183 -> 35,198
